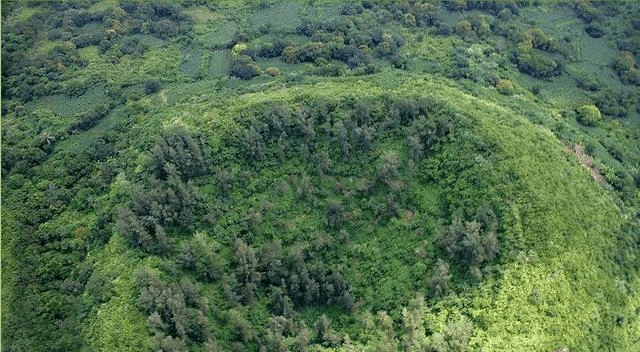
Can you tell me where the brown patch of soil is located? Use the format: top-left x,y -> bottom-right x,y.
564,144 -> 609,187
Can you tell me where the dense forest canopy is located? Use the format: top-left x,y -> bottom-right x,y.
2,1 -> 640,351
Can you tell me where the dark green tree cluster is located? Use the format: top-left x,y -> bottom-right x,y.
119,129 -> 205,254
513,28 -> 565,78
228,239 -> 354,313
444,0 -> 520,15
244,0 -> 446,78
151,129 -> 207,181
1,2 -> 191,103
440,206 -> 500,280
176,238 -> 223,283
136,269 -> 211,351
1,114 -> 124,350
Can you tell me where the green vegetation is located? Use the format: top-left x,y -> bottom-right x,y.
2,1 -> 640,352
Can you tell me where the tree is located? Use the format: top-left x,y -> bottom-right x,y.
353,101 -> 371,126
233,238 -> 261,305
429,319 -> 472,352
227,308 -> 256,343
407,134 -> 423,160
354,125 -> 375,151
151,333 -> 187,352
271,287 -> 294,317
401,295 -> 429,351
428,259 -> 451,298
314,315 -> 339,347
117,207 -> 169,253
259,240 -> 284,286
177,240 -> 222,282
377,152 -> 404,191
314,150 -> 333,176
215,168 -> 232,198
325,200 -> 344,229
441,211 -> 499,277
136,268 -> 209,345
151,129 -> 206,181
242,126 -> 265,163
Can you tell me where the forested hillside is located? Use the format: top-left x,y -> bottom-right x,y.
2,1 -> 640,351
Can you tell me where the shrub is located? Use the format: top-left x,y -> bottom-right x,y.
229,61 -> 260,80
258,39 -> 287,58
495,79 -> 515,95
299,42 -> 328,62
282,45 -> 299,64
614,51 -> 635,72
265,66 -> 281,77
232,42 -> 248,57
576,104 -> 601,126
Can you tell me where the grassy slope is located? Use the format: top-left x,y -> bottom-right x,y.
411,79 -> 639,351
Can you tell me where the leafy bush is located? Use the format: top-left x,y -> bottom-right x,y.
576,104 -> 601,126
